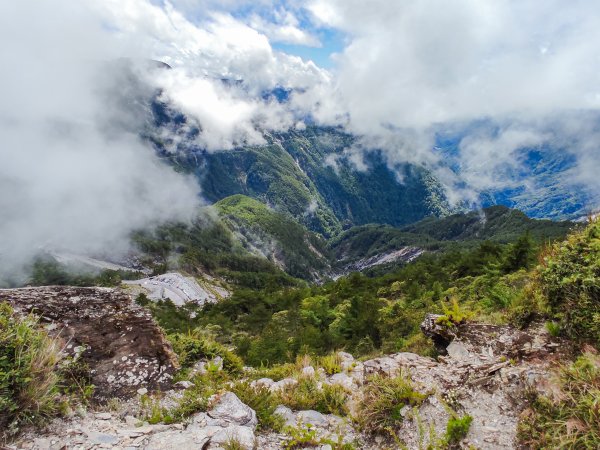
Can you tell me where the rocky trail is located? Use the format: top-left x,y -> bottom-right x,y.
2,287 -> 567,449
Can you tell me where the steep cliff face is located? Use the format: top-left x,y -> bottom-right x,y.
1,286 -> 178,399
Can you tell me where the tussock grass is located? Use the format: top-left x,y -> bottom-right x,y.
354,373 -> 427,435
0,303 -> 64,440
518,352 -> 600,449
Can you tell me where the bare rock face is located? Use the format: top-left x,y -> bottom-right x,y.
0,286 -> 178,399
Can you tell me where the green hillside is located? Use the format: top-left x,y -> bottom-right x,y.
164,126 -> 451,237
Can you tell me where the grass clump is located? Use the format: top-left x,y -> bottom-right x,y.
231,381 -> 284,431
319,353 -> 343,375
168,329 -> 244,374
278,375 -> 349,416
0,303 -> 85,440
445,414 -> 473,444
283,423 -> 356,450
354,373 -> 427,435
518,352 -> 600,449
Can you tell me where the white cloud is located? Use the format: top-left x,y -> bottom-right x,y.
0,0 -> 200,278
248,10 -> 321,47
305,0 -> 600,206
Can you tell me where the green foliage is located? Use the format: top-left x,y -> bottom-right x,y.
141,371 -> 228,423
354,373 -> 427,435
283,423 -> 357,450
0,303 -> 63,438
518,353 -> 600,449
168,330 -> 243,374
0,303 -> 92,440
436,298 -> 471,328
318,353 -> 343,375
231,381 -> 284,431
27,256 -> 142,288
283,423 -> 322,449
545,321 -> 561,337
538,218 -> 600,344
278,375 -> 349,416
445,414 -> 473,444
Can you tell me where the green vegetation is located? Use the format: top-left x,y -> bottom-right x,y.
354,373 -> 427,435
168,329 -> 244,374
518,353 -> 600,449
143,226 -> 552,366
445,414 -> 473,445
0,303 -> 92,441
537,218 -> 600,345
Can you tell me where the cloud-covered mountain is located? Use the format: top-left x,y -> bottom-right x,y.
2,0 -> 599,279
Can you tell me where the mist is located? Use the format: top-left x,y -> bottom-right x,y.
0,1 -> 200,280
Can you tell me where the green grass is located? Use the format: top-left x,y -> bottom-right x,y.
354,373 -> 428,435
518,353 -> 600,449
0,303 -> 68,440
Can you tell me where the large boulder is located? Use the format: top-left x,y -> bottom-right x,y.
0,286 -> 178,399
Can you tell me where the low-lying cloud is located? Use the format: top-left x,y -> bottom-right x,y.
0,1 -> 200,280
3,0 -> 600,281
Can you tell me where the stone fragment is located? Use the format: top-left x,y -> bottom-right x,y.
208,392 -> 258,428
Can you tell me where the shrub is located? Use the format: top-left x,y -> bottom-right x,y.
319,353 -> 343,375
436,298 -> 471,328
518,353 -> 600,449
168,330 -> 244,374
538,219 -> 600,344
231,381 -> 284,431
141,371 -> 228,423
445,414 -> 473,444
354,373 -> 427,435
278,376 -> 349,416
0,303 -> 63,439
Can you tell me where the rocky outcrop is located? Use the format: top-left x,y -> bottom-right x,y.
123,272 -> 230,307
7,304 -> 569,449
0,286 -> 177,399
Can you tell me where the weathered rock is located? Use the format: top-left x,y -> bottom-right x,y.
251,378 -> 275,390
174,380 -> 194,390
209,425 -> 256,450
1,286 -> 178,399
296,410 -> 329,427
269,377 -> 298,392
301,366 -> 315,377
328,372 -> 354,390
85,431 -> 119,445
208,392 -> 258,429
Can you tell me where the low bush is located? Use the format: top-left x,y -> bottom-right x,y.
168,330 -> 244,374
445,414 -> 473,444
231,381 -> 284,431
538,219 -> 600,344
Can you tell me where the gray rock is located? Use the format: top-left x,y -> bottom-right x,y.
209,425 -> 256,450
174,380 -> 195,390
269,378 -> 297,392
328,372 -> 354,390
86,431 -> 120,445
296,410 -> 328,427
301,366 -> 315,377
251,378 -> 274,389
274,405 -> 296,427
95,412 -> 112,420
208,392 -> 257,428
363,356 -> 400,376
145,430 -> 209,449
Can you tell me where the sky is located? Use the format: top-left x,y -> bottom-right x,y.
1,0 -> 600,277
